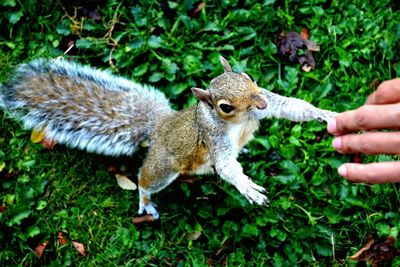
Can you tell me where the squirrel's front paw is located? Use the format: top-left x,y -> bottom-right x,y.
239,178 -> 268,205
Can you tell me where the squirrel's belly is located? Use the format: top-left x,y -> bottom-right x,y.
188,158 -> 214,175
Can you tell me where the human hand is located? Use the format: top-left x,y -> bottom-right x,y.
327,78 -> 400,183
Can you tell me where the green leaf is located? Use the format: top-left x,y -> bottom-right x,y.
128,38 -> 145,49
242,224 -> 259,237
289,136 -> 301,146
1,0 -> 16,7
270,226 -> 287,241
253,137 -> 271,150
75,38 -> 94,49
133,63 -> 148,77
36,200 -> 47,210
183,55 -> 202,75
56,24 -> 71,36
148,35 -> 163,49
291,125 -> 302,138
7,9 -> 23,24
316,83 -> 333,101
162,59 -> 179,75
149,72 -> 163,83
263,0 -> 276,5
27,226 -> 40,237
280,160 -> 299,175
21,159 -> 35,171
0,161 -> 5,172
7,210 -> 31,226
376,222 -> 391,237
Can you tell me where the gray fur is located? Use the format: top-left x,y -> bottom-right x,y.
1,59 -> 173,156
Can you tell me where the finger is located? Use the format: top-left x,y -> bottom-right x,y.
338,162 -> 400,183
366,78 -> 400,105
328,103 -> 400,135
332,132 -> 400,154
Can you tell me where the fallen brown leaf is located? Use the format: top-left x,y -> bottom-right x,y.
300,28 -> 310,39
115,173 -> 137,190
350,237 -> 399,266
41,137 -> 57,149
72,241 -> 87,256
192,2 -> 205,17
30,128 -> 57,149
350,238 -> 375,260
369,78 -> 381,90
132,214 -> 155,225
178,176 -> 198,184
34,241 -> 49,259
57,232 -> 68,245
31,129 -> 45,143
277,31 -> 320,71
186,230 -> 202,241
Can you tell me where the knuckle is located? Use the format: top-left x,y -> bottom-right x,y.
353,107 -> 370,129
341,135 -> 370,153
357,137 -> 373,154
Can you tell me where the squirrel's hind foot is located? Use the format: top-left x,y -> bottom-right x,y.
138,201 -> 159,220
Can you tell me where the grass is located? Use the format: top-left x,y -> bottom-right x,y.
1,0 -> 400,266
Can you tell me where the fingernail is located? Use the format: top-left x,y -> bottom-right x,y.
327,118 -> 337,133
332,137 -> 342,150
338,165 -> 347,176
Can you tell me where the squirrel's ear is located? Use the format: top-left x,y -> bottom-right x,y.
191,87 -> 212,103
219,56 -> 232,72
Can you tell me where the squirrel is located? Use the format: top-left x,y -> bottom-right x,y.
0,57 -> 336,220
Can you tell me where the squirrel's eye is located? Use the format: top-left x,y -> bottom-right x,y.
219,103 -> 235,113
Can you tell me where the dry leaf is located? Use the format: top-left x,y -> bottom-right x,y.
0,206 -> 7,213
350,238 -> 375,260
34,241 -> 49,259
115,174 -> 137,190
31,128 -> 57,149
186,230 -> 202,241
300,28 -> 310,39
57,232 -> 68,245
41,137 -> 57,149
178,176 -> 198,184
192,2 -> 205,16
31,129 -> 46,143
132,214 -> 155,224
72,241 -> 87,256
277,31 -> 320,71
350,237 -> 399,266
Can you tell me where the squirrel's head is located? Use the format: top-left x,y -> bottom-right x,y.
192,56 -> 268,124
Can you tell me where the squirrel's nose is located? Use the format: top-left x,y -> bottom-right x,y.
256,101 -> 267,110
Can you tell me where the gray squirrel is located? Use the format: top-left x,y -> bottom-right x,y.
0,57 -> 336,220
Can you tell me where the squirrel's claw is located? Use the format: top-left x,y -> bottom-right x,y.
238,178 -> 268,206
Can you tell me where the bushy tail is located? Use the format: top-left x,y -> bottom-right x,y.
0,58 -> 173,156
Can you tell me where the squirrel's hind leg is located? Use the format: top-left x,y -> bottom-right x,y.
138,187 -> 159,220
137,166 -> 179,220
